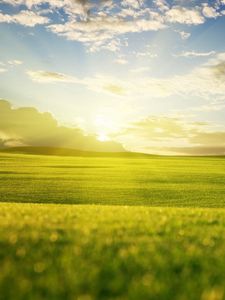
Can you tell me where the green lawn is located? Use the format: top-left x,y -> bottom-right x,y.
1,152 -> 225,207
1,152 -> 225,299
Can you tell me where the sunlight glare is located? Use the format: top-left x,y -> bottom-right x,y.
94,114 -> 119,142
97,133 -> 110,142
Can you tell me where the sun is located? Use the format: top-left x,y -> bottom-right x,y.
94,114 -> 118,142
97,133 -> 110,142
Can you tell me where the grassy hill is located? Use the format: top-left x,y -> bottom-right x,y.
0,146 -> 153,158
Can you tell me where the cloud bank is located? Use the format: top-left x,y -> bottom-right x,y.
116,116 -> 225,155
0,100 -> 125,152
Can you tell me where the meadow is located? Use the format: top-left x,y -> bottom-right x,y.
1,150 -> 225,207
1,150 -> 225,299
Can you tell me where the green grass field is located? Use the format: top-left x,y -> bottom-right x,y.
1,150 -> 225,299
1,151 -> 225,207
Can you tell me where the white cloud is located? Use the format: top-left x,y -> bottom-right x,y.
0,10 -> 49,26
0,0 -> 166,52
121,0 -> 144,9
0,0 -> 224,52
166,6 -> 205,25
154,0 -> 169,12
202,4 -> 219,18
176,50 -> 216,57
47,15 -> 166,52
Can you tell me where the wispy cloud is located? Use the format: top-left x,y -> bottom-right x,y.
8,60 -> 23,65
135,50 -> 158,58
27,70 -> 81,83
176,50 -> 216,57
27,70 -> 128,96
26,52 -> 225,99
0,59 -> 23,73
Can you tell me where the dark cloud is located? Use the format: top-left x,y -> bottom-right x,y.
0,100 -> 125,152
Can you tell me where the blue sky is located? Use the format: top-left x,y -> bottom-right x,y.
0,0 -> 225,154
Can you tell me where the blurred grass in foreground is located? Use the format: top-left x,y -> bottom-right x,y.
0,203 -> 225,300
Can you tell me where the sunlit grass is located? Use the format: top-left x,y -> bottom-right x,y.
0,152 -> 225,207
1,152 -> 225,299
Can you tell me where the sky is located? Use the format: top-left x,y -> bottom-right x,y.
0,0 -> 225,155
